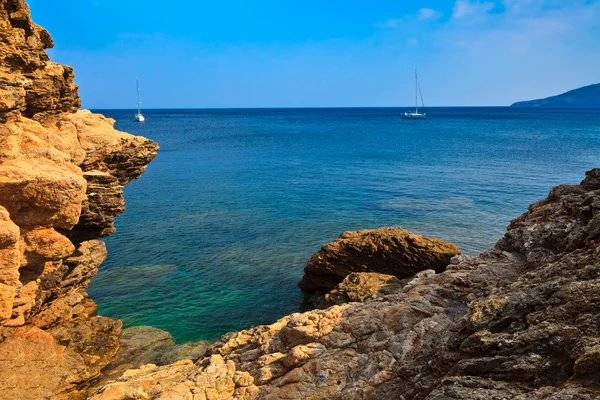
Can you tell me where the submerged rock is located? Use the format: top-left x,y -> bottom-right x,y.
298,227 -> 461,293
95,326 -> 210,385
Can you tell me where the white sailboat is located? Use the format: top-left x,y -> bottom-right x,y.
401,69 -> 426,120
134,77 -> 145,122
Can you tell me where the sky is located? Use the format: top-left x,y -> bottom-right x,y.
28,0 -> 600,109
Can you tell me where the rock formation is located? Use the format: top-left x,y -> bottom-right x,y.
298,227 -> 460,293
3,2 -> 600,400
89,170 -> 600,399
0,1 -> 158,399
310,271 -> 409,309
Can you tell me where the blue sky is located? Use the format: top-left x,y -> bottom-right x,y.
28,0 -> 600,108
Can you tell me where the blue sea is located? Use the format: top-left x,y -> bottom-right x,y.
87,107 -> 600,343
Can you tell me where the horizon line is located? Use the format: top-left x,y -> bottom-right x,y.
88,105 -> 521,111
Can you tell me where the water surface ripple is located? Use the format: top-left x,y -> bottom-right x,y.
88,107 -> 600,342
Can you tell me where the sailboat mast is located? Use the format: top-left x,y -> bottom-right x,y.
136,77 -> 141,114
415,69 -> 418,113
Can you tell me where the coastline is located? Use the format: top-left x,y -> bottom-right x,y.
1,2 -> 600,399
0,1 -> 158,397
90,105 -> 600,343
90,169 -> 600,399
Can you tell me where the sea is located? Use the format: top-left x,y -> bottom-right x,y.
87,107 -> 600,343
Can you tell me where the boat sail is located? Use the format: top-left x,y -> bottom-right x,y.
401,69 -> 426,120
134,77 -> 145,122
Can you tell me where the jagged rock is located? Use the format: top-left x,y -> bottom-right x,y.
30,240 -> 107,328
0,0 -> 80,121
310,272 -> 407,308
58,110 -> 159,243
298,227 -> 461,293
0,1 -> 158,398
73,171 -> 124,241
0,239 -> 121,398
90,170 -> 600,399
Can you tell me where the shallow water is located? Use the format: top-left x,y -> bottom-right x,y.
87,107 -> 600,343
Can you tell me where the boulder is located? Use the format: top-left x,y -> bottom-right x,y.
298,227 -> 460,293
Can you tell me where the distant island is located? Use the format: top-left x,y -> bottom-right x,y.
511,83 -> 600,108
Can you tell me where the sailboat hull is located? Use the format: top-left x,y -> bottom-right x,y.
134,113 -> 145,122
401,112 -> 426,120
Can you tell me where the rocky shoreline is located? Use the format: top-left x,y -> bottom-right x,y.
88,170 -> 600,400
0,1 -> 158,398
1,1 -> 599,399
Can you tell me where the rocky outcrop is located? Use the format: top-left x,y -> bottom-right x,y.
90,169 -> 600,399
298,227 -> 461,293
310,271 -> 407,308
0,1 -> 158,399
3,2 -> 600,399
0,0 -> 80,122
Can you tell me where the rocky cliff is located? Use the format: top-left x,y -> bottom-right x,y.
2,2 -> 600,400
0,1 -> 158,399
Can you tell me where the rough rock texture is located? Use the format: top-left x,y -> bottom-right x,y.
96,326 -> 210,385
298,227 -> 461,293
310,271 -> 407,309
0,1 -> 158,399
91,169 -> 600,399
4,2 -> 600,400
0,0 -> 80,122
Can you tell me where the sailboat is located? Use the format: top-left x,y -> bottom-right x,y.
401,69 -> 426,120
133,77 -> 145,122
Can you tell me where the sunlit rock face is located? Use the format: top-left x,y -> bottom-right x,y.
2,1 -> 600,400
0,1 -> 158,398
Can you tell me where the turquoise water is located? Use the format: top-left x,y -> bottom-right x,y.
87,107 -> 600,343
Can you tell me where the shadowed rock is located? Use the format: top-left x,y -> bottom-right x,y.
95,326 -> 210,386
